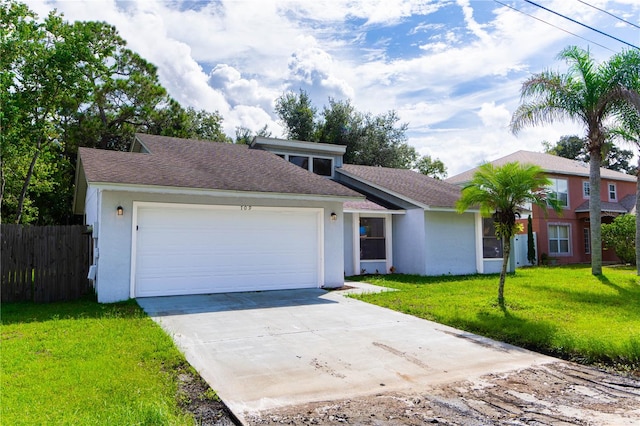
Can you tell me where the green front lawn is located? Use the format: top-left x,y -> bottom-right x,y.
1,299 -> 199,425
350,265 -> 640,369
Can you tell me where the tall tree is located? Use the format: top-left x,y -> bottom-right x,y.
543,135 -> 587,161
608,48 -> 640,273
275,89 -> 316,141
543,135 -> 634,174
414,155 -> 447,179
1,1 -> 88,223
1,1 -> 228,224
511,46 -> 635,275
456,162 -> 558,306
234,124 -> 272,144
317,98 -> 418,168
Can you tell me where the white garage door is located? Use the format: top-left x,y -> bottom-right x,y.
133,203 -> 322,297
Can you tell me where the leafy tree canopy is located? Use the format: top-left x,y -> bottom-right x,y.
1,0 -> 228,224
276,90 -> 442,170
543,135 -> 635,175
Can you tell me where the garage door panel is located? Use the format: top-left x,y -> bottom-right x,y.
134,205 -> 321,297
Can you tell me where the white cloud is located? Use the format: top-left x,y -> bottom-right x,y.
24,0 -> 639,167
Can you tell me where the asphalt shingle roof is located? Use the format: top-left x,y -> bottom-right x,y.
574,200 -> 632,213
337,164 -> 461,208
78,134 -> 361,199
447,150 -> 637,184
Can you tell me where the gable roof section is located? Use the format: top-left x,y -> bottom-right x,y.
447,150 -> 636,184
76,134 -> 361,207
337,164 -> 461,209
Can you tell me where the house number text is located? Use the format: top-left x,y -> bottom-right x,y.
240,205 -> 252,211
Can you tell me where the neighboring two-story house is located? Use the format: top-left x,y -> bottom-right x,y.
448,150 -> 637,265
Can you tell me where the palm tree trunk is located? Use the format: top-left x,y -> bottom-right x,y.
589,150 -> 603,275
498,236 -> 510,306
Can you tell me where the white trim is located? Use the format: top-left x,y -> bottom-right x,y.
352,213 -> 360,275
251,137 -> 347,155
608,182 -> 617,201
343,208 -> 405,215
385,216 -> 393,273
475,213 -> 484,273
130,201 -> 324,298
548,222 -> 572,256
88,182 -> 361,203
582,180 -> 590,199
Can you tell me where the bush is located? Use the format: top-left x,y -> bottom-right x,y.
602,214 -> 636,264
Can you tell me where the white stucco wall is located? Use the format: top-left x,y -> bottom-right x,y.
392,208 -> 427,275
424,210 -> 477,275
92,188 -> 346,303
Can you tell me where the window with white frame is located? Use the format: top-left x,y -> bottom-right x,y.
549,224 -> 570,254
608,183 -> 617,201
582,181 -> 590,198
482,218 -> 503,258
283,154 -> 334,177
360,217 -> 385,260
583,228 -> 590,254
548,178 -> 568,207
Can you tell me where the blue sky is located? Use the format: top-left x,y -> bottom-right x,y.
27,0 -> 640,175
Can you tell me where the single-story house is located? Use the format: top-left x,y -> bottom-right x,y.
74,134 -> 508,303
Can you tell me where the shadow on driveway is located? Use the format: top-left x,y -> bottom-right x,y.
137,288 -> 336,316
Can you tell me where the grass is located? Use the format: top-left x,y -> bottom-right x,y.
1,298 -> 199,425
349,265 -> 640,370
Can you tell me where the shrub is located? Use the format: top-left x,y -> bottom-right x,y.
602,214 -> 636,264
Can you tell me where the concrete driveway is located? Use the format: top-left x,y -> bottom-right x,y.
138,284 -> 555,422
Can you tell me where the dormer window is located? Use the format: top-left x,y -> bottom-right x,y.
313,158 -> 332,176
289,155 -> 309,169
280,154 -> 334,177
251,137 -> 344,178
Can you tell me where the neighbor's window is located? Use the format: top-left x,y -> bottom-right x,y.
360,217 -> 385,260
312,158 -> 332,176
582,181 -> 590,198
549,224 -> 570,254
482,218 -> 503,258
289,155 -> 309,170
548,178 -> 568,207
608,183 -> 617,201
583,227 -> 590,254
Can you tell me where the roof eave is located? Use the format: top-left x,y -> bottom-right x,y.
336,168 -> 430,210
85,181 -> 364,204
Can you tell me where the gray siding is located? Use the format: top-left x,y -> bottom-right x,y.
424,211 -> 476,275
392,209 -> 427,275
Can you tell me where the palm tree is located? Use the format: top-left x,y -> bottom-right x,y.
510,46 -> 633,275
456,162 -> 560,306
609,49 -> 640,275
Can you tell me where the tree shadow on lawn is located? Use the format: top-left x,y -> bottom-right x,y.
0,297 -> 144,325
451,303 -> 560,357
530,274 -> 640,316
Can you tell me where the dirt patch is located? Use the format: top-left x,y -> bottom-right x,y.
176,366 -> 238,425
245,362 -> 640,425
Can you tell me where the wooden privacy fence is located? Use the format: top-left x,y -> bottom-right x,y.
1,224 -> 93,303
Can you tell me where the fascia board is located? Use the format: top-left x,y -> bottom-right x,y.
336,169 -> 430,210
87,182 -> 363,203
